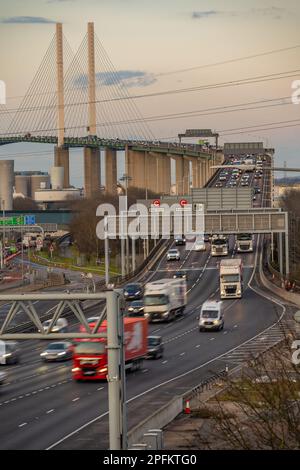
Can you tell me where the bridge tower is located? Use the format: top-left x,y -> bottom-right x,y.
54,23 -> 70,188
84,22 -> 101,198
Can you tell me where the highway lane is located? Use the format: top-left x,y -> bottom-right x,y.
0,236 -> 279,449
0,155 -> 278,449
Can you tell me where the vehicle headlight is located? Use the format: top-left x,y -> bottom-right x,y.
40,352 -> 48,357
200,319 -> 205,324
3,353 -> 12,358
72,367 -> 80,372
163,312 -> 169,317
58,351 -> 66,356
98,367 -> 107,373
144,313 -> 150,318
213,320 -> 220,325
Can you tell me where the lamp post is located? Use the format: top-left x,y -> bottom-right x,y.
119,174 -> 132,275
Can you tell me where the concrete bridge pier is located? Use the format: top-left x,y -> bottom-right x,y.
84,147 -> 101,197
175,156 -> 190,195
105,148 -> 117,194
155,153 -> 171,195
54,146 -> 69,188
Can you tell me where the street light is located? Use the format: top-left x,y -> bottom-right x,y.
119,174 -> 132,276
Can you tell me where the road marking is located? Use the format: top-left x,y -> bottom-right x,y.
195,344 -> 201,348
210,337 -> 215,341
46,409 -> 54,414
162,360 -> 168,364
18,423 -> 27,428
142,369 -> 149,373
72,397 -> 80,402
97,387 -> 104,391
180,352 -> 185,356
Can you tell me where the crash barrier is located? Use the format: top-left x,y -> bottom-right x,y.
128,368 -> 227,449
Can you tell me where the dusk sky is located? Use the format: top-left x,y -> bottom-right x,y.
0,0 -> 299,185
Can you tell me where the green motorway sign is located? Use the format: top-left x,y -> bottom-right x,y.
0,215 -> 36,226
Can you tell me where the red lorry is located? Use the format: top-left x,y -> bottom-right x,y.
72,317 -> 148,381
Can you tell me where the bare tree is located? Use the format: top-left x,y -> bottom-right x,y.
190,333 -> 300,450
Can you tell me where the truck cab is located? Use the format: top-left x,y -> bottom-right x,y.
236,233 -> 253,253
211,235 -> 228,256
199,301 -> 224,332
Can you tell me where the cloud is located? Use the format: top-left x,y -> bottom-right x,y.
192,11 -> 218,19
0,16 -> 56,24
75,70 -> 157,88
192,7 -> 287,20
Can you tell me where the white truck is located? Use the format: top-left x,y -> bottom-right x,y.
143,278 -> 187,322
211,235 -> 228,256
220,259 -> 243,299
236,233 -> 253,253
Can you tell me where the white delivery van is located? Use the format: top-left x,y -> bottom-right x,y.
199,301 -> 224,332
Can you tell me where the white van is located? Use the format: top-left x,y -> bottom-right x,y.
199,301 -> 224,332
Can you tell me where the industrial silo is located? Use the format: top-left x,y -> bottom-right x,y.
0,160 -> 14,210
31,174 -> 50,199
51,166 -> 64,190
15,175 -> 31,197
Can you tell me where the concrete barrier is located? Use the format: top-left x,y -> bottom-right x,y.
128,396 -> 182,448
260,256 -> 300,308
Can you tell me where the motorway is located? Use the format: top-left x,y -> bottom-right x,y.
0,155 -> 291,450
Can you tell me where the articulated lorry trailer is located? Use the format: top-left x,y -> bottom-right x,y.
143,278 -> 187,322
220,258 -> 243,299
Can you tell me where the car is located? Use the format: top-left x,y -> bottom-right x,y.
0,370 -> 7,385
123,283 -> 144,300
42,318 -> 68,333
175,235 -> 186,246
215,182 -> 223,188
0,341 -> 20,365
173,271 -> 187,280
204,234 -> 211,242
254,187 -> 261,194
167,249 -> 180,261
194,239 -> 206,251
40,341 -> 73,362
146,336 -> 164,359
87,316 -> 100,325
241,181 -> 249,186
219,175 -> 227,181
127,300 -> 144,316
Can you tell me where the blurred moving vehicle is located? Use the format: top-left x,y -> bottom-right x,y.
175,235 -> 186,246
42,318 -> 68,333
173,271 -> 187,280
144,278 -> 187,322
167,248 -> 180,261
40,341 -> 73,362
199,301 -> 224,332
127,300 -> 144,316
123,283 -> 144,301
0,370 -> 7,385
72,317 -> 148,380
146,336 -> 164,359
0,341 -> 20,365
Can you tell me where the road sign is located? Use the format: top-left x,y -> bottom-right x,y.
24,215 -> 36,225
180,199 -> 188,207
0,215 -> 36,226
152,199 -> 160,207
